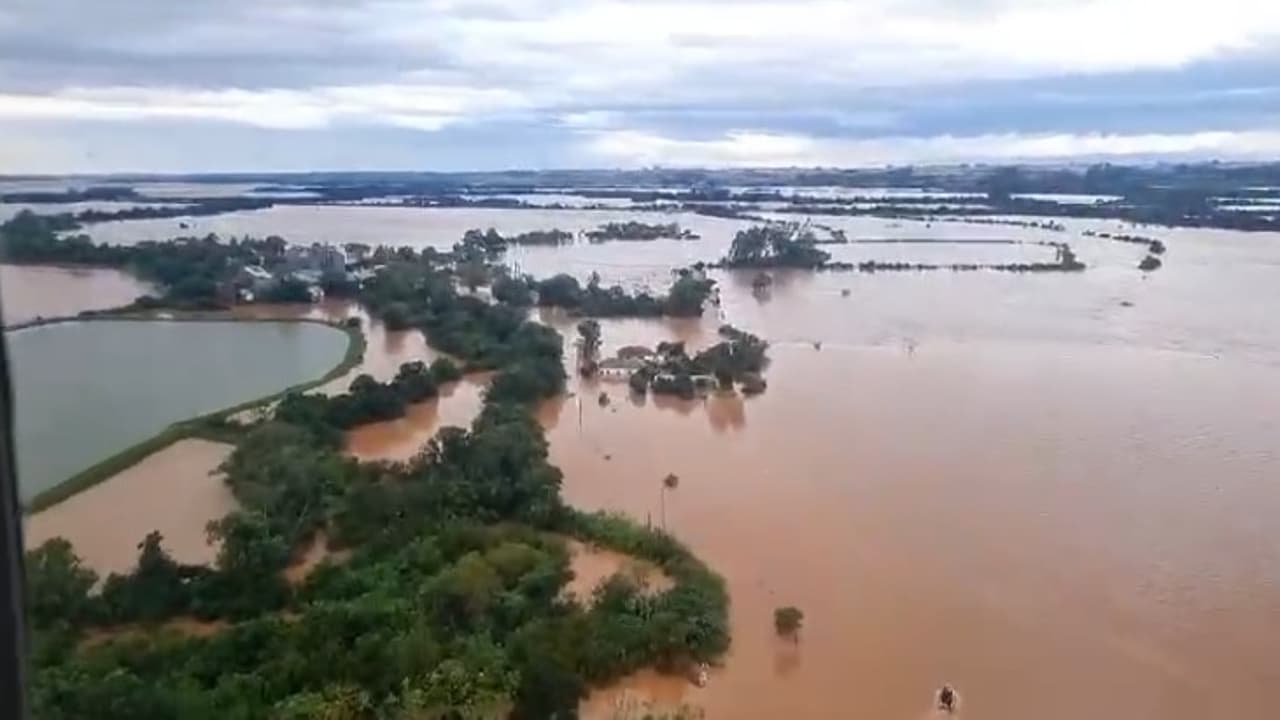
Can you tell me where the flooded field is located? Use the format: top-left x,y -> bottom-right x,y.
8,199 -> 1280,718
266,205 -> 1280,719
556,338 -> 1280,720
24,439 -> 236,577
564,539 -> 673,604
79,204 -> 752,258
0,264 -> 151,325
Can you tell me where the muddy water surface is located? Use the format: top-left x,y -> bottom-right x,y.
0,263 -> 150,325
16,202 -> 1280,718
556,340 -> 1280,720
24,439 -> 236,576
325,212 -> 1280,719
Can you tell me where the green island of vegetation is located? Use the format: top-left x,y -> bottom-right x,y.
17,214 -> 732,719
715,222 -> 1087,273
572,318 -> 771,398
585,221 -> 700,242
599,325 -> 770,399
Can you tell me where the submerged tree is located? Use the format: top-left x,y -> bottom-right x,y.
660,473 -> 680,530
577,319 -> 602,362
774,606 -> 804,641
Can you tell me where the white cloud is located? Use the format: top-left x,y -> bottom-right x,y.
0,84 -> 530,131
8,0 -> 1280,128
557,110 -> 620,129
3,0 -> 1280,170
584,127 -> 1280,167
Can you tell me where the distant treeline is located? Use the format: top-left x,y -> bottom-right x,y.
1083,230 -> 1166,254
585,221 -> 699,242
712,223 -> 1087,273
13,161 -> 1280,232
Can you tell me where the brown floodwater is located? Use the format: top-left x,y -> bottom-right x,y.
316,214 -> 1280,719
0,263 -> 151,326
23,439 -> 236,577
19,206 -> 1280,718
563,539 -> 674,604
345,375 -> 490,461
555,339 -> 1280,720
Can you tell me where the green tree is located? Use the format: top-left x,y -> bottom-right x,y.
25,538 -> 98,628
577,319 -> 602,362
381,302 -> 413,331
429,357 -> 463,385
199,512 -> 290,618
393,361 -> 438,402
774,606 -> 804,640
535,274 -> 583,308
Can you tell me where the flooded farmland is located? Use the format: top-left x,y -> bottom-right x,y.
10,201 -> 1280,718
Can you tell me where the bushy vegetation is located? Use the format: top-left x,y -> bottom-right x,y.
0,211 -> 284,308
630,325 -> 770,398
774,606 -> 804,639
534,270 -> 716,318
722,224 -> 831,269
585,221 -> 699,242
508,229 -> 576,246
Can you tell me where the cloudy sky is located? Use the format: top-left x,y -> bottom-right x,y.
2,0 -> 1280,173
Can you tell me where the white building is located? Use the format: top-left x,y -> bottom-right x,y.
235,265 -> 277,293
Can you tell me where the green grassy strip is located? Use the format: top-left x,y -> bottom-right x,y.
22,316 -> 365,513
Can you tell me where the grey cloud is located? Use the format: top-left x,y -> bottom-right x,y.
0,0 -> 464,91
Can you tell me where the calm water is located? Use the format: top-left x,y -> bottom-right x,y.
13,202 -> 1280,718
81,204 -> 751,251
0,264 -> 151,325
7,320 -> 348,500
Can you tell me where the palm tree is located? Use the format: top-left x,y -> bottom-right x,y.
660,473 -> 679,530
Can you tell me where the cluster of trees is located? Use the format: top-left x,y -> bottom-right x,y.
357,258 -> 568,406
712,221 -> 1087,274
630,325 -> 771,398
1083,230 -> 1167,255
26,369 -> 729,719
721,224 -> 832,269
533,270 -> 716,318
0,212 -> 294,308
452,228 -> 577,263
507,229 -> 575,246
275,359 -> 462,441
72,198 -> 275,224
584,221 -> 699,242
